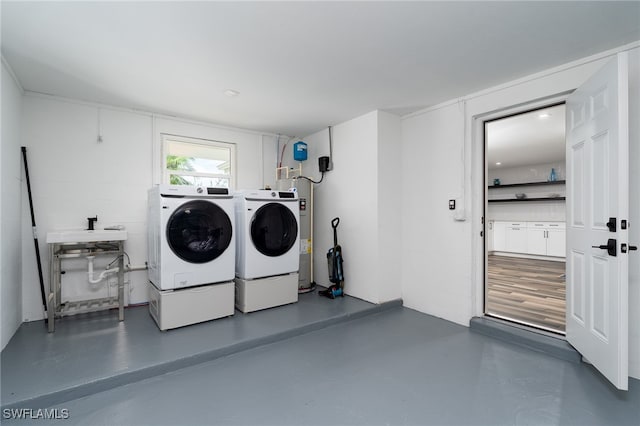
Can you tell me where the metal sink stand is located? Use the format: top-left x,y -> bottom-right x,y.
48,240 -> 125,332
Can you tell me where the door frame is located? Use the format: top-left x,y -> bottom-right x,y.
481,101 -> 568,334
471,92 -> 574,320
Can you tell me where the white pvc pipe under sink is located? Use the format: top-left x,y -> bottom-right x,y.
86,256 -> 119,284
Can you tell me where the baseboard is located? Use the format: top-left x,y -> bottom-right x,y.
490,251 -> 566,262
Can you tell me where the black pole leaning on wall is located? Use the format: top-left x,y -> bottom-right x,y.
21,147 -> 48,319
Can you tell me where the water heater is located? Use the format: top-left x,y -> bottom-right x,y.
276,177 -> 312,291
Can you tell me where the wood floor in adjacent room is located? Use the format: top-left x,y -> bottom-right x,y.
487,254 -> 566,333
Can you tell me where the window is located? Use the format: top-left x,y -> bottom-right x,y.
162,135 -> 235,188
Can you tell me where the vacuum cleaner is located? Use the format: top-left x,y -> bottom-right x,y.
319,217 -> 344,299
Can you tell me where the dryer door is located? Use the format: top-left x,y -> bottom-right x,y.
166,200 -> 233,263
250,203 -> 298,257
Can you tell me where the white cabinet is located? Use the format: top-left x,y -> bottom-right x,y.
492,221 -> 565,258
505,222 -> 527,253
492,221 -> 506,252
488,221 -> 494,252
526,222 -> 566,257
527,227 -> 548,255
546,228 -> 566,257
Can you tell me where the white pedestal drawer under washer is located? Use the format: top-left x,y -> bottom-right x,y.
234,189 -> 300,280
147,184 -> 235,290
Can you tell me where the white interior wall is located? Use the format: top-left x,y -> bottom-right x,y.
295,111 -> 402,304
20,93 -> 277,322
488,160 -> 566,185
401,102 -> 473,325
377,111 -> 403,302
487,202 -> 566,223
401,45 -> 640,379
488,160 -> 566,222
20,97 -> 153,321
1,60 -> 24,349
301,111 -> 381,303
261,134 -> 278,190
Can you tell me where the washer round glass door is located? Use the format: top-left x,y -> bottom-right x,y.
166,200 -> 233,263
250,203 -> 298,257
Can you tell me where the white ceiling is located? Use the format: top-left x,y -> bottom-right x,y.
486,104 -> 565,170
2,2 -> 639,137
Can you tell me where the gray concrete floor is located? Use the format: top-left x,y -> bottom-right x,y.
1,291 -> 385,409
3,305 -> 638,425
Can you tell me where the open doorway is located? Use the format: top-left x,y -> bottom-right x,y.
485,103 -> 567,334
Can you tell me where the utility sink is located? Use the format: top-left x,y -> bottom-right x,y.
46,229 -> 128,244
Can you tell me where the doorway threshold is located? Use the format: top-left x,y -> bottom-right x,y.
470,316 -> 580,363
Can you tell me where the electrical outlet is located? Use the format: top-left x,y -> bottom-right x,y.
449,199 -> 456,210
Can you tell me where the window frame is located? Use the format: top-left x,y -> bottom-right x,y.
161,134 -> 236,189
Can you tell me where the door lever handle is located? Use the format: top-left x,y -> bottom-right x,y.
592,238 -> 617,256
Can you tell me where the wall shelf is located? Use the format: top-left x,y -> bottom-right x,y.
488,180 -> 566,189
488,197 -> 566,203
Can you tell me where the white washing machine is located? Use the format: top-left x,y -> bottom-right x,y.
148,184 -> 236,289
147,185 -> 235,329
234,189 -> 300,312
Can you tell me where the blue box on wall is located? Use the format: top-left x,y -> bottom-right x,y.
293,141 -> 308,162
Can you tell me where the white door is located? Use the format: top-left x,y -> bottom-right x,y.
566,53 -> 629,390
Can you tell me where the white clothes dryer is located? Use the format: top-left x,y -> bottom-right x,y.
234,189 -> 300,313
234,189 -> 300,280
147,184 -> 235,290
